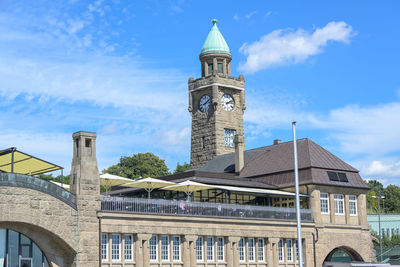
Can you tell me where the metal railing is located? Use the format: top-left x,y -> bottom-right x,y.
0,172 -> 77,210
101,196 -> 313,222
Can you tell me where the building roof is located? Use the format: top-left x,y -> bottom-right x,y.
0,147 -> 63,175
200,19 -> 231,56
200,139 -> 369,190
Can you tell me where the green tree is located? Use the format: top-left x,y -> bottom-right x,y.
104,152 -> 170,179
366,180 -> 384,195
384,185 -> 400,213
173,162 -> 191,174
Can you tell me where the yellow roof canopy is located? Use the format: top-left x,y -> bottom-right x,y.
0,147 -> 63,175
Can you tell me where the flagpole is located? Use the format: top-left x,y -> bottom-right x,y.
292,121 -> 303,267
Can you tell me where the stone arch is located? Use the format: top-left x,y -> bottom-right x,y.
0,221 -> 76,267
324,246 -> 364,262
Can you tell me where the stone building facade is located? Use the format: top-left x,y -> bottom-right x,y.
0,20 -> 376,267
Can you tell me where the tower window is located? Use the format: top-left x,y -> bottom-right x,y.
208,63 -> 213,74
217,63 -> 223,73
224,129 -> 236,148
202,136 -> 206,148
85,138 -> 91,148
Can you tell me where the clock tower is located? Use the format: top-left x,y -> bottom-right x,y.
189,19 -> 245,169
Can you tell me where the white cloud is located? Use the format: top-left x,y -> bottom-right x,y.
363,160 -> 400,177
239,21 -> 355,73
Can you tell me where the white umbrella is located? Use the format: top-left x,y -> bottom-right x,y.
162,180 -> 215,200
100,173 -> 133,192
50,181 -> 70,190
122,177 -> 176,198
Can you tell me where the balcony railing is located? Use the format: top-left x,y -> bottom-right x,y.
0,172 -> 76,210
101,196 -> 313,222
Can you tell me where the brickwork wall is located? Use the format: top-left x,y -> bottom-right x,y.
0,186 -> 77,266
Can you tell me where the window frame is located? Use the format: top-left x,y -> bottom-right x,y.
239,238 -> 245,262
257,238 -> 265,262
172,236 -> 181,262
196,237 -> 204,262
101,233 -> 108,261
161,235 -> 170,261
224,129 -> 236,148
206,237 -> 214,262
248,238 -> 255,262
278,239 -> 284,262
334,194 -> 345,215
149,235 -> 158,261
320,193 -> 330,214
287,239 -> 293,262
111,234 -> 121,262
349,195 -> 358,216
124,234 -> 134,261
216,237 -> 224,262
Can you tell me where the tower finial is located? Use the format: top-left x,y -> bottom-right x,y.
212,19 -> 218,25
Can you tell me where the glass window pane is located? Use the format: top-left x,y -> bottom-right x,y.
8,230 -> 19,267
32,242 -> 43,267
218,63 -> 223,73
0,229 -> 6,267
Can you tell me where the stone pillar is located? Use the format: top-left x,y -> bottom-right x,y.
269,238 -> 279,267
329,194 -> 336,224
183,235 -> 196,267
213,58 -> 218,75
204,61 -> 208,76
266,238 -> 273,266
136,234 -> 151,267
223,58 -> 227,75
310,189 -> 322,223
227,62 -> 231,76
345,194 -> 350,224
212,84 -> 219,111
227,236 -> 240,266
70,131 -> 100,267
358,194 -> 368,226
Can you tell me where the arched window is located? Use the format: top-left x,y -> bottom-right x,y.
0,228 -> 49,267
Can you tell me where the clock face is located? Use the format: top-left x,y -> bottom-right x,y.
199,94 -> 211,112
221,94 -> 234,111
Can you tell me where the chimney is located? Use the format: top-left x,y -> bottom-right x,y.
273,139 -> 282,145
234,134 -> 245,173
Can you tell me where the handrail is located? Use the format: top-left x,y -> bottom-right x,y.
0,172 -> 77,210
101,196 -> 313,222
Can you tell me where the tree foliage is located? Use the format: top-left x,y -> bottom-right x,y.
37,173 -> 70,184
365,180 -> 400,214
104,152 -> 170,179
173,162 -> 191,174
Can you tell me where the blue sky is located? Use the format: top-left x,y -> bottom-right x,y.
1,0 -> 399,185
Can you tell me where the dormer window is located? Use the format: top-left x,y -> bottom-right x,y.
327,171 -> 348,182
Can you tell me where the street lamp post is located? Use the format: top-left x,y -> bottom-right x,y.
372,195 -> 385,262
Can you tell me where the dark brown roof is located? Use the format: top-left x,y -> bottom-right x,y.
199,138 -> 369,190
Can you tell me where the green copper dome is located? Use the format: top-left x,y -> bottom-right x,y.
200,19 -> 231,56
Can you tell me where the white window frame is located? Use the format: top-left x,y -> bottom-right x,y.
248,238 -> 255,262
349,195 -> 358,216
206,237 -> 214,262
161,235 -> 169,261
149,235 -> 158,261
216,237 -> 224,262
111,234 -> 121,261
239,238 -> 245,262
101,233 -> 108,261
257,238 -> 265,262
124,234 -> 133,261
287,239 -> 293,262
278,239 -> 284,262
172,236 -> 181,261
196,237 -> 204,262
320,193 -> 330,214
334,194 -> 345,215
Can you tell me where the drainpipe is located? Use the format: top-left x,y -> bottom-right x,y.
312,228 -> 319,267
98,213 -> 102,267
